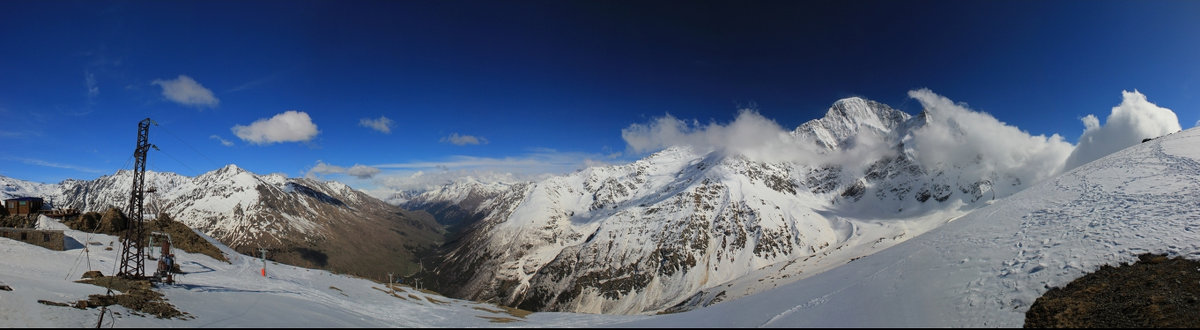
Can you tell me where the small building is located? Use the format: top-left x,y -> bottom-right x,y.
4,197 -> 43,216
0,228 -> 65,250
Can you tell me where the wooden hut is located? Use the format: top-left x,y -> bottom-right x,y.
4,197 -> 43,215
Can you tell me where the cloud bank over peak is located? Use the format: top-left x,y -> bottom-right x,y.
621,109 -> 822,164
1064,90 -> 1182,169
904,89 -> 1074,189
620,89 -> 1079,195
619,89 -> 1183,196
350,89 -> 1182,202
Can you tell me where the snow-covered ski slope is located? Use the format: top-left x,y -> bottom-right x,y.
616,127 -> 1200,327
0,216 -> 644,327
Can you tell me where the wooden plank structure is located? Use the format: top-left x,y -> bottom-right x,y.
4,197 -> 43,215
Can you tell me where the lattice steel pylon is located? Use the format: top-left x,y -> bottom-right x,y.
117,118 -> 156,279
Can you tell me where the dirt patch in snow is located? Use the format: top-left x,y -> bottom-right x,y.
70,275 -> 192,319
1025,253 -> 1200,327
476,315 -> 522,323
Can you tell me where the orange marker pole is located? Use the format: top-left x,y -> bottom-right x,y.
258,248 -> 268,277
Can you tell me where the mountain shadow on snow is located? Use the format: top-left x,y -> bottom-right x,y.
1025,253 -> 1200,327
285,182 -> 346,207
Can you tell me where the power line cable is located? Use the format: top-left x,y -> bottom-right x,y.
157,124 -> 224,171
155,147 -> 203,177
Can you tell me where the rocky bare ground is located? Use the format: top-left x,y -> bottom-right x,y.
1025,253 -> 1200,327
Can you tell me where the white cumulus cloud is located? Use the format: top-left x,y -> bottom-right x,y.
232,110 -> 320,145
307,160 -> 381,179
359,116 -> 394,134
1063,90 -> 1181,169
441,133 -> 488,146
151,75 -> 219,108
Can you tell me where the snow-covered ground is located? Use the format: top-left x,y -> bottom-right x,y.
3,127 -> 1197,327
0,216 -> 645,327
616,127 -> 1200,327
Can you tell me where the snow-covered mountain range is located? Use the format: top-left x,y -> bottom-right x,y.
1,164 -> 443,279
405,97 -> 1060,314
3,126 -> 1197,327
622,123 -> 1200,327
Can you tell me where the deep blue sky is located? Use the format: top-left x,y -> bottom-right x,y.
1,0 -> 1197,191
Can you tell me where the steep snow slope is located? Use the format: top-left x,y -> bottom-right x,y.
619,127 -> 1200,327
0,215 -> 641,327
418,97 -> 1034,314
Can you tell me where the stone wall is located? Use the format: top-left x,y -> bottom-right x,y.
0,228 -> 65,251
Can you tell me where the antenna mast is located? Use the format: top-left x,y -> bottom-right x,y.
117,118 -> 156,279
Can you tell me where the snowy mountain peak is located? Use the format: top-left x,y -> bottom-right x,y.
638,145 -> 701,166
795,96 -> 911,151
215,163 -> 247,175
195,163 -> 258,184
827,97 -> 908,128
261,172 -> 288,186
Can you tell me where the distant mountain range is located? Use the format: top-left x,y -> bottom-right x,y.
1,164 -> 443,279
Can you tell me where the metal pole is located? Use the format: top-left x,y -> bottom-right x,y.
258,248 -> 268,277
118,118 -> 155,279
